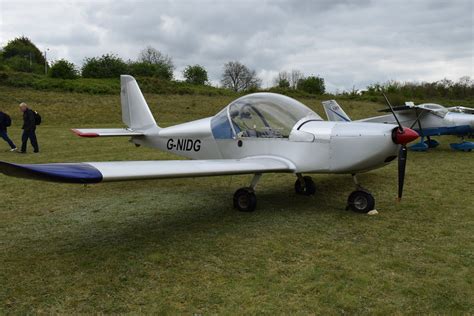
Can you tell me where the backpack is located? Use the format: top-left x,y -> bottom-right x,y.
2,113 -> 11,127
33,110 -> 42,125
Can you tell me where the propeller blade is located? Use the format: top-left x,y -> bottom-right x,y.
382,93 -> 404,132
398,145 -> 408,201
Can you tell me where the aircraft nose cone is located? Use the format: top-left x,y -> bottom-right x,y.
392,127 -> 419,145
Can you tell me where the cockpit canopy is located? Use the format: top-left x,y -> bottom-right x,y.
211,93 -> 321,139
417,103 -> 448,117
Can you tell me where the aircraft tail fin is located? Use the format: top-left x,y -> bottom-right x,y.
120,75 -> 158,130
322,100 -> 352,122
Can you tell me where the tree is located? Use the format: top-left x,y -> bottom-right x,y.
183,64 -> 208,85
81,54 -> 128,78
2,36 -> 46,73
49,59 -> 78,79
290,69 -> 304,89
137,46 -> 174,80
297,75 -> 325,94
273,71 -> 291,88
3,36 -> 46,64
221,61 -> 261,92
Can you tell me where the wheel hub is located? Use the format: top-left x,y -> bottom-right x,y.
354,196 -> 368,210
238,195 -> 249,208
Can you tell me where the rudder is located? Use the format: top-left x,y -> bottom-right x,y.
322,100 -> 352,122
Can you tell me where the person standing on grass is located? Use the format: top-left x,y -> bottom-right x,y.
19,102 -> 39,153
0,110 -> 17,151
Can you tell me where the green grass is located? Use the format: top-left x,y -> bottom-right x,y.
0,87 -> 473,314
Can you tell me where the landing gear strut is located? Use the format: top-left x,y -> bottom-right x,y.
346,174 -> 375,213
233,173 -> 261,212
294,173 -> 316,195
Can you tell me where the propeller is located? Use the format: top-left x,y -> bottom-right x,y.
382,93 -> 419,201
398,145 -> 407,201
382,93 -> 403,132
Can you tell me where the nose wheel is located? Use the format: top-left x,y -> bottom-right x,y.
346,174 -> 375,213
347,190 -> 375,213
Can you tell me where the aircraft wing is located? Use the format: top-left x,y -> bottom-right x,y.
448,106 -> 474,114
0,157 -> 294,184
367,104 -> 445,124
378,105 -> 413,113
71,128 -> 144,138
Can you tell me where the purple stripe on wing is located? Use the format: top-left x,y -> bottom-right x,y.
0,162 -> 103,184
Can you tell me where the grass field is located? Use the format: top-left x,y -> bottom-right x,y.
0,87 -> 473,314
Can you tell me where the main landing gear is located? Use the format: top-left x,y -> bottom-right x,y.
294,173 -> 316,195
232,173 -> 375,213
409,136 -> 439,151
450,137 -> 474,152
233,173 -> 261,212
346,174 -> 375,213
233,173 -> 318,212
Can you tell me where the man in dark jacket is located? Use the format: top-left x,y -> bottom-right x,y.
19,102 -> 39,153
0,110 -> 17,151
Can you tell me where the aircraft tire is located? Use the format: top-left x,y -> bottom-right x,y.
233,187 -> 257,212
347,190 -> 375,213
295,176 -> 316,195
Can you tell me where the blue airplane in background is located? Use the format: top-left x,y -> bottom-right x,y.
323,99 -> 474,152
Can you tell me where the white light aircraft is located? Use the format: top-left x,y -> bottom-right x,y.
323,97 -> 474,151
0,76 -> 419,213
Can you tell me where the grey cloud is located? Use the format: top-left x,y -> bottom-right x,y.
1,0 -> 472,91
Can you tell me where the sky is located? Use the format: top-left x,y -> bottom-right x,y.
0,0 -> 472,92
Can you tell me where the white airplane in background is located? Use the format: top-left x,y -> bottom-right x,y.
323,98 -> 474,152
0,76 -> 419,213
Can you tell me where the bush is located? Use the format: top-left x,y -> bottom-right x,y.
2,55 -> 44,74
0,71 -> 237,96
183,65 -> 208,85
297,76 -> 325,94
364,78 -> 474,100
49,59 -> 78,79
276,78 -> 290,88
81,54 -> 128,78
128,61 -> 173,80
4,56 -> 31,72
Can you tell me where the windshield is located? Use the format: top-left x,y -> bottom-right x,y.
418,103 -> 448,117
211,93 -> 320,139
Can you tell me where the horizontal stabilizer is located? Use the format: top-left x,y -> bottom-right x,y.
71,128 -> 144,138
0,157 -> 294,183
448,106 -> 474,114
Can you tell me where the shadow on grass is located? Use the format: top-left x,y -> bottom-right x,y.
1,174 -> 369,262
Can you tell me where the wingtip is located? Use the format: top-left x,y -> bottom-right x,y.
71,129 -> 99,138
0,161 -> 103,184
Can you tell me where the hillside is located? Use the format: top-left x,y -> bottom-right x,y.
0,85 -> 388,128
